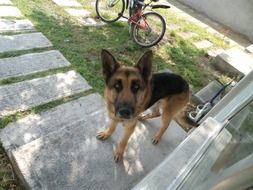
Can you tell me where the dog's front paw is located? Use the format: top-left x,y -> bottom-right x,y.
152,135 -> 161,145
96,131 -> 110,140
114,151 -> 123,162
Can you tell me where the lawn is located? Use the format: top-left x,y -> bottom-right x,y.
0,0 -> 232,188
8,0 -> 229,93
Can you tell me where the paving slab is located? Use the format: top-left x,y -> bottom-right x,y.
52,0 -> 82,7
0,6 -> 22,17
0,0 -> 12,5
213,47 -> 253,76
207,48 -> 224,58
0,93 -> 187,189
0,70 -> 91,117
0,19 -> 35,33
0,93 -> 104,150
167,23 -> 180,31
0,50 -> 71,80
64,8 -> 90,17
193,40 -> 213,49
79,17 -> 105,26
0,32 -> 52,53
177,31 -> 198,39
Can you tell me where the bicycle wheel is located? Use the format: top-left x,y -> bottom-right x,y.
96,0 -> 125,23
131,12 -> 166,47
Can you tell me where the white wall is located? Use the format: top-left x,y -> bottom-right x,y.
177,0 -> 253,42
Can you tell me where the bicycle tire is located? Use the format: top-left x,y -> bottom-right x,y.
96,0 -> 125,23
131,12 -> 166,47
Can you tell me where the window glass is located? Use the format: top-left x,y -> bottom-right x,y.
180,101 -> 253,190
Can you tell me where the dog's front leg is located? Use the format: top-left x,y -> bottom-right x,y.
114,120 -> 137,162
96,119 -> 118,140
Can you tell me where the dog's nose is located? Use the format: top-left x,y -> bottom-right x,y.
118,107 -> 133,119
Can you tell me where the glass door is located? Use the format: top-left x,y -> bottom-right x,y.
179,100 -> 253,190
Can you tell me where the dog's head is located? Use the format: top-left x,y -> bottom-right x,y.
101,49 -> 153,120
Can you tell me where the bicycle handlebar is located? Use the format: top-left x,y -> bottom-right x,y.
151,4 -> 170,9
135,0 -> 170,10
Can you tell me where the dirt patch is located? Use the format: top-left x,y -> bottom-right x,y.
0,151 -> 22,190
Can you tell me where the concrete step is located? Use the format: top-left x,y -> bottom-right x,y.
0,18 -> 35,33
0,6 -> 23,17
213,47 -> 253,76
0,32 -> 52,53
0,50 -> 71,80
0,93 -> 104,150
0,70 -> 91,117
194,80 -> 223,104
0,94 -> 187,189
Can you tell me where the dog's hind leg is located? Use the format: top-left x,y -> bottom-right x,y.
152,91 -> 190,144
152,102 -> 172,144
96,119 -> 118,140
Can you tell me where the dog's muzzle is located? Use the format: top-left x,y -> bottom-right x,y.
116,105 -> 134,119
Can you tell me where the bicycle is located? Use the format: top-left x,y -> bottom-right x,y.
95,0 -> 170,47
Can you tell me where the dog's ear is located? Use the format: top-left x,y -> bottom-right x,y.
135,50 -> 153,82
101,49 -> 120,82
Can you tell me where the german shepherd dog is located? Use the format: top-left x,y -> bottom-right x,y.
97,49 -> 190,162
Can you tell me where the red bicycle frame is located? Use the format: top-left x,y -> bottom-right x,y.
128,8 -> 149,30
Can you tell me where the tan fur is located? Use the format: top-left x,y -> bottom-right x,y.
96,50 -> 190,162
149,91 -> 190,144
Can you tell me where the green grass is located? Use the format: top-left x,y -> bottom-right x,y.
10,0 -> 229,93
0,144 -> 18,189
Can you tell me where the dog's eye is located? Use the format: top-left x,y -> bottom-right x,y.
132,84 -> 140,93
114,82 -> 122,91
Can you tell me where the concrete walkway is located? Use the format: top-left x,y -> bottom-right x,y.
51,0 -> 104,26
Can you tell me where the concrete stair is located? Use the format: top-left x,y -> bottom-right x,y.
0,93 -> 187,189
213,47 -> 253,76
